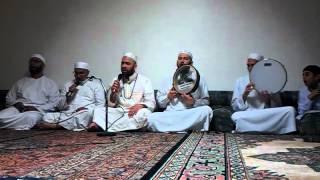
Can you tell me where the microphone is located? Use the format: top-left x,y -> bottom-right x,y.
117,74 -> 122,81
111,74 -> 123,93
97,75 -> 116,137
117,73 -> 130,83
66,80 -> 80,98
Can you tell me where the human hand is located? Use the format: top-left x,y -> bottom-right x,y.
128,104 -> 144,118
243,82 -> 254,101
68,83 -> 78,93
259,90 -> 271,104
168,88 -> 178,101
244,83 -> 254,96
180,93 -> 194,107
111,80 -> 120,94
308,89 -> 320,100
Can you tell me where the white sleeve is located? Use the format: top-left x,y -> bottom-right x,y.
156,78 -> 171,109
231,79 -> 248,111
56,82 -> 70,110
37,80 -> 60,112
93,80 -> 106,108
298,88 -> 312,116
5,81 -> 19,106
193,77 -> 209,107
139,77 -> 155,111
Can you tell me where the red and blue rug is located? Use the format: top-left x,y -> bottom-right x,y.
152,132 -> 225,180
1,130 -> 320,179
0,130 -> 185,179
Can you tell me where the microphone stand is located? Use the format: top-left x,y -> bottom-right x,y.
94,77 -> 116,136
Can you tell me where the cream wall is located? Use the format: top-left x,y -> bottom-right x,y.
0,0 -> 319,90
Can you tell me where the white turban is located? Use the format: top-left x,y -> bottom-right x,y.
178,51 -> 193,60
248,53 -> 264,61
30,54 -> 46,64
74,61 -> 89,70
123,52 -> 137,62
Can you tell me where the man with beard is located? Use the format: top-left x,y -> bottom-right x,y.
0,54 -> 60,130
37,61 -> 105,131
231,53 -> 296,134
147,51 -> 213,132
88,52 -> 155,132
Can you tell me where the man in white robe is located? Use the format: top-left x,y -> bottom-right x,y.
231,53 -> 296,134
88,52 -> 155,132
147,51 -> 213,132
38,62 -> 105,131
0,54 -> 60,130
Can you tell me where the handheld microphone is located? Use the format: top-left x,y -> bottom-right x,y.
111,74 -> 123,93
89,76 -> 97,80
117,74 -> 122,81
66,80 -> 80,97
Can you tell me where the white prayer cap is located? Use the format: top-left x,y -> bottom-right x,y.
178,50 -> 193,60
123,52 -> 137,62
74,61 -> 89,70
30,54 -> 46,64
248,53 -> 264,61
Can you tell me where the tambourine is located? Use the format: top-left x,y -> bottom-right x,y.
250,58 -> 287,94
173,65 -> 200,94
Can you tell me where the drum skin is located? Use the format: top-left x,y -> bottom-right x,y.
173,65 -> 200,94
250,59 -> 287,94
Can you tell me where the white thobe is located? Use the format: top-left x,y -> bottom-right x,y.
231,75 -> 296,134
42,78 -> 105,130
297,84 -> 320,120
147,74 -> 213,132
0,76 -> 60,130
93,73 -> 155,132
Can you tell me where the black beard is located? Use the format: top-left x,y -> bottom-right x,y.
177,64 -> 187,68
122,70 -> 134,77
29,67 -> 42,75
120,71 -> 133,83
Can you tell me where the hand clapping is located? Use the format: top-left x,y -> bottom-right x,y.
308,89 -> 320,100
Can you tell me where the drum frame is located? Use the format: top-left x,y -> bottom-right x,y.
250,58 -> 288,94
172,65 -> 200,94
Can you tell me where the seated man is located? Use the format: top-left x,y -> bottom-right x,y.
297,65 -> 320,134
0,54 -> 60,130
37,61 -> 105,131
88,52 -> 155,132
147,51 -> 213,132
231,53 -> 296,134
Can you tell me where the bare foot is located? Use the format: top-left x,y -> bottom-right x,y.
35,121 -> 63,130
87,122 -> 102,132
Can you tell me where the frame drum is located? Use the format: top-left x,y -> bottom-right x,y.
173,65 -> 200,94
250,59 -> 287,93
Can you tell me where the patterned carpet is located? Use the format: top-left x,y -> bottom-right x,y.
0,130 -> 185,179
152,132 -> 225,180
1,130 -> 320,179
226,133 -> 320,180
